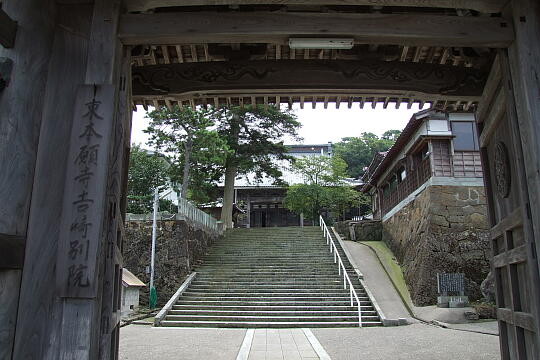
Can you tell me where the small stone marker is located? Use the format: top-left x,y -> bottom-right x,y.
437,273 -> 468,308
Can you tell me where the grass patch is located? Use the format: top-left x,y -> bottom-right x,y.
360,241 -> 413,309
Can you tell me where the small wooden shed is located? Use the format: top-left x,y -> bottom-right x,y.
121,269 -> 146,318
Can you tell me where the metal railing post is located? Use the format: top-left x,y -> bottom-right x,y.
319,216 -> 363,328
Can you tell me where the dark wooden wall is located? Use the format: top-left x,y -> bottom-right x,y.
0,0 -> 57,358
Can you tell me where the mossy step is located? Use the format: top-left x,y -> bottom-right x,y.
167,310 -> 376,316
175,300 -> 373,306
163,315 -> 379,322
159,321 -> 380,328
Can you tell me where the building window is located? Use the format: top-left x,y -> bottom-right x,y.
388,175 -> 397,191
398,167 -> 406,182
451,121 -> 479,151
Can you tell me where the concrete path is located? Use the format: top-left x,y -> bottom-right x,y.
312,323 -> 501,360
120,323 -> 500,359
119,325 -> 246,360
244,329 -> 325,360
342,240 -> 412,322
436,320 -> 500,335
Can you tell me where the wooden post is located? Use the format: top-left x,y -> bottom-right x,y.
0,0 -> 56,358
12,1 -> 129,359
505,0 -> 540,355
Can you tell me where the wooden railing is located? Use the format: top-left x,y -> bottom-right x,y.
381,157 -> 431,215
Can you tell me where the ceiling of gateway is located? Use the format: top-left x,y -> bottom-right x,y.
124,1 -> 508,111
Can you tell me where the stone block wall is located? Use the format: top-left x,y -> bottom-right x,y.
123,219 -> 220,307
382,185 -> 490,306
334,220 -> 382,241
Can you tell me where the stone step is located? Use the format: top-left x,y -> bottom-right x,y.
196,268 -> 351,273
190,280 -> 345,285
194,277 -> 358,282
190,282 -> 361,287
203,257 -> 336,260
189,286 -> 361,291
163,315 -> 380,322
159,321 -> 381,328
171,304 -> 375,311
176,300 -> 373,306
167,310 -> 376,316
198,263 -> 346,267
180,296 -> 369,302
182,291 -> 364,297
156,226 -> 382,328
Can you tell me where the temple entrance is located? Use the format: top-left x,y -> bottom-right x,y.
1,1 -> 540,359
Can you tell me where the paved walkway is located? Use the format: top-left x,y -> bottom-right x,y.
312,324 -> 500,360
342,240 -> 412,322
244,329 -> 326,360
119,323 -> 500,360
119,326 -> 246,360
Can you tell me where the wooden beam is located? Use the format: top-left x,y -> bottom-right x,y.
161,45 -> 170,63
0,9 -> 17,49
175,45 -> 184,63
125,1 -> 507,14
119,11 -> 514,48
132,59 -> 489,101
400,46 -> 409,61
476,55 -> 501,123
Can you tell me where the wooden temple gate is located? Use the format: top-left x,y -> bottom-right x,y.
0,0 -> 539,359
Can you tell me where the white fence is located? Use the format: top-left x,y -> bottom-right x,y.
126,198 -> 220,233
177,197 -> 220,233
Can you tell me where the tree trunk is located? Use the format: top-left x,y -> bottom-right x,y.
180,138 -> 193,198
220,113 -> 240,229
221,164 -> 237,229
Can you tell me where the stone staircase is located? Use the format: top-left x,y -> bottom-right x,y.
159,226 -> 382,328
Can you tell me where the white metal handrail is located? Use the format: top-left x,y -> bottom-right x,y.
177,197 -> 219,232
319,215 -> 363,327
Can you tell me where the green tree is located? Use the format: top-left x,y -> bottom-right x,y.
283,184 -> 326,222
323,187 -> 361,221
127,145 -> 170,213
333,131 -> 401,178
291,155 -> 348,186
145,105 -> 229,201
284,155 -> 359,221
213,105 -> 301,228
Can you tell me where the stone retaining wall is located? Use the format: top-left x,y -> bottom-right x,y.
123,219 -> 220,307
382,185 -> 490,306
334,220 -> 382,241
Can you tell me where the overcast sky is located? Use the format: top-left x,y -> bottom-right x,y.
130,103 -> 428,148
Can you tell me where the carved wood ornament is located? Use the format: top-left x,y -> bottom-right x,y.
494,141 -> 511,198
132,60 -> 489,98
